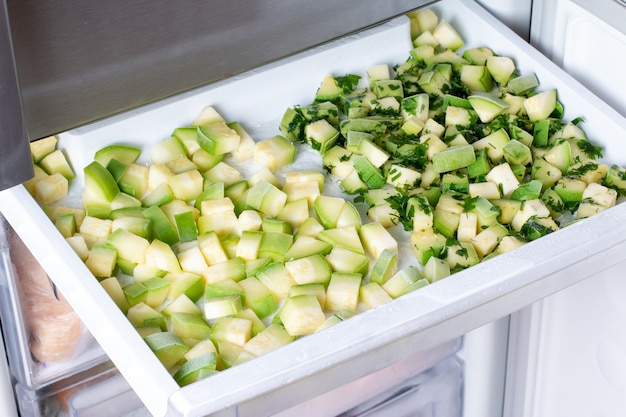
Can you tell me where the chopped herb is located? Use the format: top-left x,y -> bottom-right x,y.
336,74 -> 361,94
577,140 -> 603,159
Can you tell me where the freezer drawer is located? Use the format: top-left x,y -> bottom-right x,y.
2,0 -> 626,416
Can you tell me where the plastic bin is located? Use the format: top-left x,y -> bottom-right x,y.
0,215 -> 109,389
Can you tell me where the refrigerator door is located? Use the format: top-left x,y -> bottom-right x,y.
505,1 -> 626,416
530,0 -> 626,117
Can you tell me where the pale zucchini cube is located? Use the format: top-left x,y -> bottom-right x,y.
331,201 -> 362,231
134,264 -> 167,283
204,295 -> 243,320
413,30 -> 438,47
167,169 -> 204,202
322,145 -> 355,180
280,295 -> 327,336
305,119 -> 340,155
285,236 -> 332,260
400,117 -> 425,136
148,163 -> 174,191
101,277 -> 130,314
410,229 -> 447,266
284,253 -> 332,286
197,231 -> 229,265
460,65 -> 493,92
359,282 -> 393,309
203,258 -> 246,284
576,201 -> 608,219
422,256 -> 450,283
228,121 -> 256,163
145,239 -> 182,273
254,135 -> 296,172
582,182 -> 617,208
456,212 -> 478,242
143,277 -> 171,309
369,249 -> 398,285
446,241 -> 480,269
165,156 -> 198,174
256,261 -> 298,300
432,20 -> 464,51
66,235 -> 90,261
367,203 -> 399,229
191,105 -> 226,126
382,266 -> 427,298
204,161 -> 243,186
258,231 -> 293,262
30,135 -> 58,163
472,128 -> 510,163
367,64 -> 392,87
313,195 -> 347,229
359,222 -> 398,259
79,215 -> 113,240
237,210 -> 263,233
318,226 -> 364,255
211,317 -> 252,347
471,223 -> 508,258
85,244 -> 117,278
282,181 -> 320,207
150,137 -> 186,164
197,121 -> 241,156
236,230 -> 263,261
486,55 -> 516,85
23,165 -> 49,196
191,148 -> 223,172
163,294 -> 203,317
34,172 -> 69,205
469,181 -> 501,200
247,167 -> 281,188
325,272 -> 362,312
197,210 -> 238,237
289,283 -> 327,308
510,199 -> 551,232
245,180 -> 288,218
118,164 -> 149,199
420,133 -> 447,160
495,235 -> 526,254
237,277 -> 278,319
276,198 -> 310,229
524,89 -> 557,122
177,245 -> 210,276
106,228 -> 150,264
486,162 -> 520,198
39,149 -> 75,179
325,246 -> 369,276
243,323 -> 294,356
166,272 -> 204,303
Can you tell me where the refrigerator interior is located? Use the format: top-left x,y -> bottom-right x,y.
502,1 -> 626,416
2,0 -> 626,416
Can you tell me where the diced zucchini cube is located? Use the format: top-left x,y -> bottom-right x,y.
254,135 -> 296,171
255,261 -> 298,300
243,323 -> 294,356
382,266 -> 427,298
237,277 -> 278,319
284,253 -> 332,286
280,294 -> 327,336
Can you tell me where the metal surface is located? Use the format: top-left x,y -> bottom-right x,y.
5,0 -> 430,142
0,0 -> 32,191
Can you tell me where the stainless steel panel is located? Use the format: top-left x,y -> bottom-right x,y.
6,0 -> 430,142
0,0 -> 32,190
